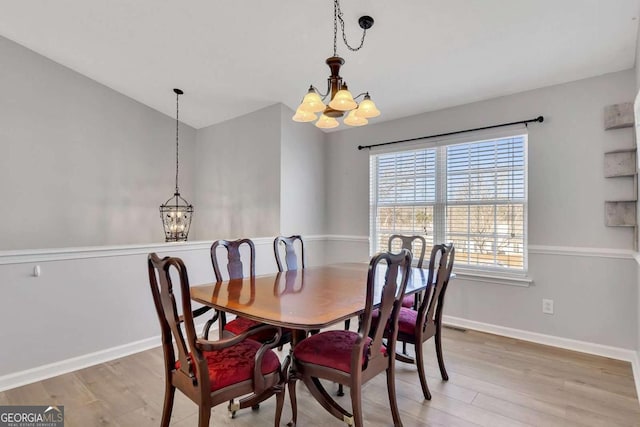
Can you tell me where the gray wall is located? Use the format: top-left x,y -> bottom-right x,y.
192,103 -> 327,240
192,105 -> 281,240
279,104 -> 326,235
326,69 -> 638,349
0,36 -> 197,250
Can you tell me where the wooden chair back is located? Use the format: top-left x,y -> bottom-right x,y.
273,235 -> 305,272
147,253 -> 209,397
359,249 -> 412,371
211,238 -> 255,281
388,234 -> 427,268
419,244 -> 455,331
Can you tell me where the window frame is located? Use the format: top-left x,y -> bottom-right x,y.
369,128 -> 529,279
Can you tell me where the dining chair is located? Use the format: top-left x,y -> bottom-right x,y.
211,238 -> 291,347
388,234 -> 427,309
273,234 -> 305,272
147,253 -> 285,427
286,249 -> 412,427
393,243 -> 455,400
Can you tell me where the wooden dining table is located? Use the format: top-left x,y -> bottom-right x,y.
190,262 -> 435,425
190,262 -> 432,340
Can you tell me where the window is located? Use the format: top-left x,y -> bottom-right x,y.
370,134 -> 527,274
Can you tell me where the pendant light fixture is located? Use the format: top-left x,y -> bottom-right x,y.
292,0 -> 380,129
160,88 -> 193,242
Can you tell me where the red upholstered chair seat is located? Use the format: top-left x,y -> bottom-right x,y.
225,316 -> 291,342
401,295 -> 415,308
397,307 -> 418,335
293,330 -> 386,373
176,340 -> 280,391
371,307 -> 418,336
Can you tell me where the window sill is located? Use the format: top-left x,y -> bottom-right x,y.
452,268 -> 533,287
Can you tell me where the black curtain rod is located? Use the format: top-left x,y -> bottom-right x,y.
357,115 -> 544,151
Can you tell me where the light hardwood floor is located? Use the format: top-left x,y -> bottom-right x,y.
1,328 -> 639,426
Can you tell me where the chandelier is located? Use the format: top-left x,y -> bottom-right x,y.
159,88 -> 193,242
292,0 -> 380,129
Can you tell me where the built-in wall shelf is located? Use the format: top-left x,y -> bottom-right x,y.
604,201 -> 637,227
604,149 -> 636,177
604,102 -> 634,130
602,102 -> 637,246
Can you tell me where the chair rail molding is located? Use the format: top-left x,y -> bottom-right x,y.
528,244 -> 635,259
0,235 -> 331,265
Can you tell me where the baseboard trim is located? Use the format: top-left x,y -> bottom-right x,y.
0,321 -> 212,393
443,315 -> 636,361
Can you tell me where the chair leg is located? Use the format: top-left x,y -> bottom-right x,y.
160,383 -> 175,427
415,342 -> 431,400
338,318 -> 349,398
386,366 -> 403,427
218,312 -> 227,340
349,381 -> 364,427
287,378 -> 298,427
435,325 -> 449,381
274,387 -> 285,427
198,404 -> 211,427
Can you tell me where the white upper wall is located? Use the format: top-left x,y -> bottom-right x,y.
0,36 -> 196,250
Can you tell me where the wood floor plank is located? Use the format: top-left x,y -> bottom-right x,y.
470,393 -> 579,427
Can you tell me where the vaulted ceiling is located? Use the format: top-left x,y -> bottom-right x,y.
0,0 -> 638,129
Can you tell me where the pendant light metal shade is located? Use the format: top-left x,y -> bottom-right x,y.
160,193 -> 193,241
160,88 -> 193,242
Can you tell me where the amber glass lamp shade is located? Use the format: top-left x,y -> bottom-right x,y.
354,93 -> 380,118
292,107 -> 317,122
315,114 -> 339,129
328,86 -> 357,111
344,109 -> 368,126
299,87 -> 326,113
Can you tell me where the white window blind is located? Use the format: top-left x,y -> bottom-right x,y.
370,134 -> 527,273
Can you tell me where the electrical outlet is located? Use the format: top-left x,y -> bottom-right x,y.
542,299 -> 554,315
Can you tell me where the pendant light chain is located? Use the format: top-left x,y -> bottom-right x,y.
333,0 -> 367,55
175,90 -> 180,195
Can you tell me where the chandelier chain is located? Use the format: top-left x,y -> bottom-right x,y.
333,0 -> 367,56
175,90 -> 180,195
